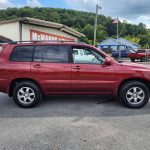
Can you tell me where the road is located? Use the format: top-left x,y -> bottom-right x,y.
0,93 -> 150,150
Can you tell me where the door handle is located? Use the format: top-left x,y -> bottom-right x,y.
33,64 -> 41,69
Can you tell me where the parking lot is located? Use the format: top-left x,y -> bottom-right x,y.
0,60 -> 150,150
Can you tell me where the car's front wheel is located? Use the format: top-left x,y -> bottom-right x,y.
13,81 -> 42,108
119,81 -> 150,109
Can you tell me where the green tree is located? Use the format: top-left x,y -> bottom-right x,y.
124,35 -> 140,45
0,7 -> 150,45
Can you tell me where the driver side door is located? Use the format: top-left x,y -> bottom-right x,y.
71,46 -> 116,95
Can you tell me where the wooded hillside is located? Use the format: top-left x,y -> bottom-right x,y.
0,7 -> 150,47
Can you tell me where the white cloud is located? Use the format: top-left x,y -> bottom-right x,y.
65,0 -> 150,27
0,0 -> 43,9
65,0 -> 101,12
26,0 -> 43,7
0,0 -> 14,9
131,15 -> 150,28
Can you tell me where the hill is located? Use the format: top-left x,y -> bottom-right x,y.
0,7 -> 150,47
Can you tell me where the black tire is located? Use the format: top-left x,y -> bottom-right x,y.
119,81 -> 150,109
131,58 -> 135,62
13,81 -> 42,108
140,57 -> 146,62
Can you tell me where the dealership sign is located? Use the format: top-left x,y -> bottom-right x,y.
30,29 -> 74,41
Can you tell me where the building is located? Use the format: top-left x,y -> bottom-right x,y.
0,35 -> 12,43
0,17 -> 85,43
98,37 -> 139,52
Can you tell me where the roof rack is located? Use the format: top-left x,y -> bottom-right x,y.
2,40 -> 86,44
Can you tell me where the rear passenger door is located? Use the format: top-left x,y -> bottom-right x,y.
31,45 -> 71,94
8,46 -> 34,80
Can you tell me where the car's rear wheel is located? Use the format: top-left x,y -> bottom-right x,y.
13,81 -> 42,108
131,58 -> 135,62
119,81 -> 150,109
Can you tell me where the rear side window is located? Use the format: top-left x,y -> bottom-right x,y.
10,46 -> 34,62
33,45 -> 69,63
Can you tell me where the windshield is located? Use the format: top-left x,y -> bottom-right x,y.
130,49 -> 136,53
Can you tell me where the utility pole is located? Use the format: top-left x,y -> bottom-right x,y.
117,18 -> 119,39
94,4 -> 101,47
116,18 -> 121,60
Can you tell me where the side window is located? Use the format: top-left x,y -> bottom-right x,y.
33,45 -> 69,63
10,46 -> 34,62
33,47 -> 43,62
72,47 -> 105,64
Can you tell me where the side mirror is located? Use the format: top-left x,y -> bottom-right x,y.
104,57 -> 112,66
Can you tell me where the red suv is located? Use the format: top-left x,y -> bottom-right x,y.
0,42 -> 150,109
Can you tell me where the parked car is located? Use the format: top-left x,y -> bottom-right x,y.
112,49 -> 136,58
128,49 -> 150,62
0,42 -> 150,109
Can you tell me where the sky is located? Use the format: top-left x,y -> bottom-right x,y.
1,0 -> 150,27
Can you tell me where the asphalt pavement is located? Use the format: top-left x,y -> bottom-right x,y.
0,93 -> 150,150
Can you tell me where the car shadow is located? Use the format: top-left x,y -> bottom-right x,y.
0,93 -> 150,118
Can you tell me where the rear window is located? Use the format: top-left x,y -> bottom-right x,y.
33,45 -> 69,63
137,50 -> 146,53
10,46 -> 34,62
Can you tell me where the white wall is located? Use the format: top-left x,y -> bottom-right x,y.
0,22 -> 19,41
0,22 -> 78,42
22,23 -> 78,41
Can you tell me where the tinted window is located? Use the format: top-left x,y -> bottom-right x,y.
10,46 -> 34,62
33,45 -> 69,63
137,50 -> 146,53
33,47 -> 43,62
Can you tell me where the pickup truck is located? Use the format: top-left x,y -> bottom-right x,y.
128,49 -> 150,62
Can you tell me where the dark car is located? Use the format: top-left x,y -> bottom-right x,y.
0,42 -> 150,109
112,49 -> 136,58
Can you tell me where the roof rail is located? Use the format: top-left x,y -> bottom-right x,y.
4,40 -> 86,44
